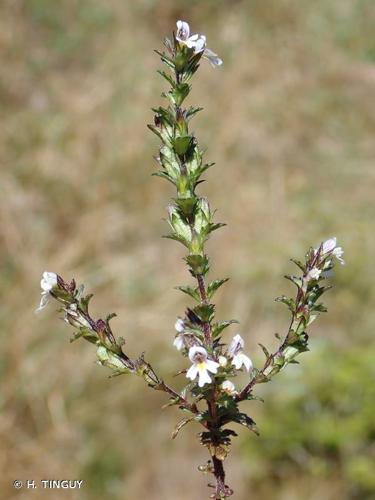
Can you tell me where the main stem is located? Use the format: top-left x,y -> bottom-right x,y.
195,273 -> 230,499
172,63 -> 231,498
197,274 -> 212,345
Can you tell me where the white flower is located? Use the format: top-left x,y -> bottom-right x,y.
322,237 -> 337,253
175,318 -> 185,333
332,246 -> 345,265
221,380 -> 237,395
176,20 -> 206,53
186,346 -> 219,387
306,267 -> 321,281
36,271 -> 57,312
173,334 -> 185,351
320,237 -> 345,265
232,352 -> 253,371
202,47 -> 223,67
176,20 -> 223,67
228,334 -> 253,372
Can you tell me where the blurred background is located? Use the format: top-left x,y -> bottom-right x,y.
1,0 -> 374,499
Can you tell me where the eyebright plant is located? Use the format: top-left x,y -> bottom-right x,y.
37,21 -> 344,499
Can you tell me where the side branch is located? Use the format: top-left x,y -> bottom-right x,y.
43,274 -> 197,414
236,242 -> 342,402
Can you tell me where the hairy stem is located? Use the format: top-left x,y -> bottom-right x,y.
196,273 -> 212,346
196,274 -> 232,497
236,253 -> 320,402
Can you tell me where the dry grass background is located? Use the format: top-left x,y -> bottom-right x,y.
1,0 -> 374,499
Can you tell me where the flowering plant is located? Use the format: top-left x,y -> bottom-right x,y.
38,21 -> 344,499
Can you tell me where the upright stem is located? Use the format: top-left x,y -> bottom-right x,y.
197,274 -> 208,303
196,273 -> 231,498
196,273 -> 212,346
171,54 -> 232,499
212,457 -> 228,499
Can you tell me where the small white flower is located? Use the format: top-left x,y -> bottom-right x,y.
36,271 -> 57,312
186,346 -> 219,387
41,271 -> 57,292
332,246 -> 345,265
322,237 -> 337,254
221,380 -> 237,395
218,355 -> 228,367
232,352 -> 253,371
320,237 -> 345,265
176,21 -> 190,43
202,47 -> 223,67
176,20 -> 223,67
176,20 -> 206,53
175,318 -> 185,333
173,334 -> 185,351
228,334 -> 253,372
306,267 -> 321,281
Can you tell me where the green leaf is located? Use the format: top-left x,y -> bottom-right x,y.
306,285 -> 332,305
151,106 -> 175,125
161,397 -> 180,409
207,278 -> 229,299
69,326 -> 97,344
255,372 -> 271,384
275,295 -> 296,313
258,343 -> 271,359
244,393 -> 264,403
209,222 -> 226,233
171,83 -> 190,106
147,123 -> 165,143
211,319 -> 239,338
171,417 -> 195,439
152,171 -> 176,186
96,346 -> 130,375
74,284 -> 85,299
167,206 -> 192,244
311,303 -> 328,312
174,45 -> 194,72
291,258 -> 306,272
175,197 -> 197,218
173,136 -> 193,156
192,304 -> 215,323
106,312 -> 117,323
185,106 -> 203,121
159,145 -> 180,175
287,331 -> 309,352
185,254 -> 210,276
183,51 -> 203,79
154,49 -> 175,70
79,293 -> 93,314
163,233 -> 190,249
156,69 -> 175,87
233,413 -> 259,435
284,274 -> 303,288
175,285 -> 200,302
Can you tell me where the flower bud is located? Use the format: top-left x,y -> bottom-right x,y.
218,355 -> 228,367
221,380 -> 237,395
